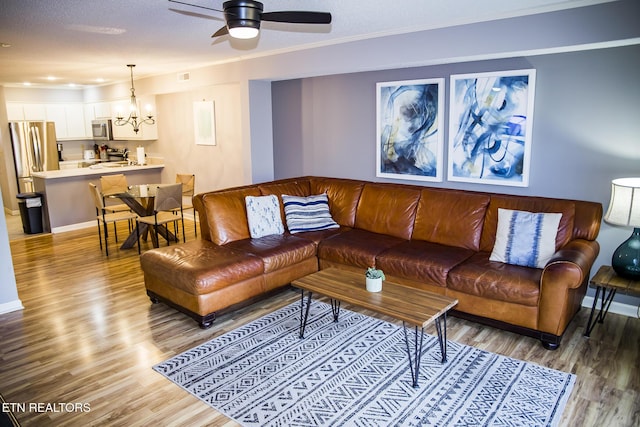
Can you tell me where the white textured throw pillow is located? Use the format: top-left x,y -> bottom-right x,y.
282,193 -> 339,234
490,208 -> 562,269
245,195 -> 284,238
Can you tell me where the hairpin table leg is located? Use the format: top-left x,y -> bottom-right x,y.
299,289 -> 313,339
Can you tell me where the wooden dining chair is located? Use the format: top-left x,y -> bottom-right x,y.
136,183 -> 185,254
89,183 -> 138,256
174,173 -> 196,237
100,174 -> 131,213
99,173 -> 134,236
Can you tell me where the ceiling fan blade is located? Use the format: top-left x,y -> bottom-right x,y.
168,0 -> 222,13
211,26 -> 229,38
261,11 -> 332,24
169,8 -> 222,21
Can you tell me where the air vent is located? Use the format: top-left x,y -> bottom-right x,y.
177,72 -> 190,82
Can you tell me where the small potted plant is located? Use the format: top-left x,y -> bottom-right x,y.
365,267 -> 385,292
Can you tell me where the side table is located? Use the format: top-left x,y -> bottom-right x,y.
584,265 -> 640,337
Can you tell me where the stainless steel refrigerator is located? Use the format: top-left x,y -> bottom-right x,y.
9,121 -> 59,193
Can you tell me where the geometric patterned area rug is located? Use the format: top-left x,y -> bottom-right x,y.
154,301 -> 575,426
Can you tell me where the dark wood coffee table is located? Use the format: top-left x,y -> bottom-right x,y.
292,268 -> 458,387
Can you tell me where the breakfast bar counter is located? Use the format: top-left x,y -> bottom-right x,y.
32,164 -> 164,233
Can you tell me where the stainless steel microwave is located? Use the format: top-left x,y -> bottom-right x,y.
91,119 -> 113,140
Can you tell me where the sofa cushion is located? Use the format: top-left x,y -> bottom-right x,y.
245,195 -> 285,238
225,234 -> 317,273
259,178 -> 312,225
318,228 -> 405,269
355,183 -> 421,239
490,208 -> 562,268
412,188 -> 490,250
282,193 -> 339,233
139,240 -> 264,295
292,226 -> 351,246
447,252 -> 541,306
480,195 -> 575,252
376,240 -> 475,287
200,187 -> 262,245
310,177 -> 365,227
258,179 -> 311,198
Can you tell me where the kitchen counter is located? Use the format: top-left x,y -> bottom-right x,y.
32,163 -> 164,180
32,164 -> 164,233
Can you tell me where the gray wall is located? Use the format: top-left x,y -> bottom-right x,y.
272,44 -> 640,306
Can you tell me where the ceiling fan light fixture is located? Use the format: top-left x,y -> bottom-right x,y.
228,24 -> 260,39
179,0 -> 332,40
225,0 -> 262,39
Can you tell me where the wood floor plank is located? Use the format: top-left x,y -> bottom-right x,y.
1,218 -> 638,426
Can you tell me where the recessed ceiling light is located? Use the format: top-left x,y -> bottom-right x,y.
23,82 -> 31,86
47,76 -> 57,81
96,78 -> 105,83
68,83 -> 77,88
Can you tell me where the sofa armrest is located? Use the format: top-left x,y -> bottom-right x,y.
538,239 -> 600,335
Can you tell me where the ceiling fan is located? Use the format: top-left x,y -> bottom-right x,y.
168,0 -> 332,40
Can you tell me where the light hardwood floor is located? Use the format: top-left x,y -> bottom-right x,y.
1,219 -> 638,426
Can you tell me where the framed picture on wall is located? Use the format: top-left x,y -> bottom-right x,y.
376,78 -> 444,182
193,100 -> 216,146
448,69 -> 536,187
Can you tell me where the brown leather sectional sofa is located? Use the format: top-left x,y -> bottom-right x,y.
139,176 -> 602,349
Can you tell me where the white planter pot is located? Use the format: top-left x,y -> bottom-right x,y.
366,277 -> 383,292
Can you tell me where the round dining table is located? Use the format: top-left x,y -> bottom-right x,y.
110,184 -> 179,249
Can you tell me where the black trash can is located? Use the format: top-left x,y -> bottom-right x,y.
16,192 -> 44,234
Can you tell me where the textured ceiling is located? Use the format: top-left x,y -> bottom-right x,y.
0,0 -> 613,88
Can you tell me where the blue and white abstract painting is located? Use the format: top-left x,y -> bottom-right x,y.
376,78 -> 444,182
448,69 -> 536,187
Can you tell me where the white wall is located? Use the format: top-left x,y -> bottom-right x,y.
0,88 -> 22,313
153,83 -> 247,193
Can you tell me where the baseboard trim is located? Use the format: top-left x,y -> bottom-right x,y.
51,214 -> 196,234
52,221 -> 94,233
581,296 -> 639,318
0,299 -> 24,315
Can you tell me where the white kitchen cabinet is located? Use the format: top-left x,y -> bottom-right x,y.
6,102 -> 89,139
23,104 -> 47,120
6,103 -> 47,121
84,104 -> 96,136
44,105 -> 68,137
64,104 -> 88,139
93,102 -> 112,119
45,103 -> 89,140
6,103 -> 26,121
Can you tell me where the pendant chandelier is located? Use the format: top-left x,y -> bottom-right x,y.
114,64 -> 155,134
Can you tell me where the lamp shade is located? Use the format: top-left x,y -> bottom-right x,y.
604,177 -> 640,279
603,177 -> 640,227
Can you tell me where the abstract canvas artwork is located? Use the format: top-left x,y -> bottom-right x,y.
376,78 -> 444,182
193,100 -> 216,146
448,70 -> 536,187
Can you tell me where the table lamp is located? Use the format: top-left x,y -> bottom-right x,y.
603,177 -> 640,279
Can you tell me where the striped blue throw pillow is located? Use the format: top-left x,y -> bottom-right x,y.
282,193 -> 339,234
489,208 -> 562,268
